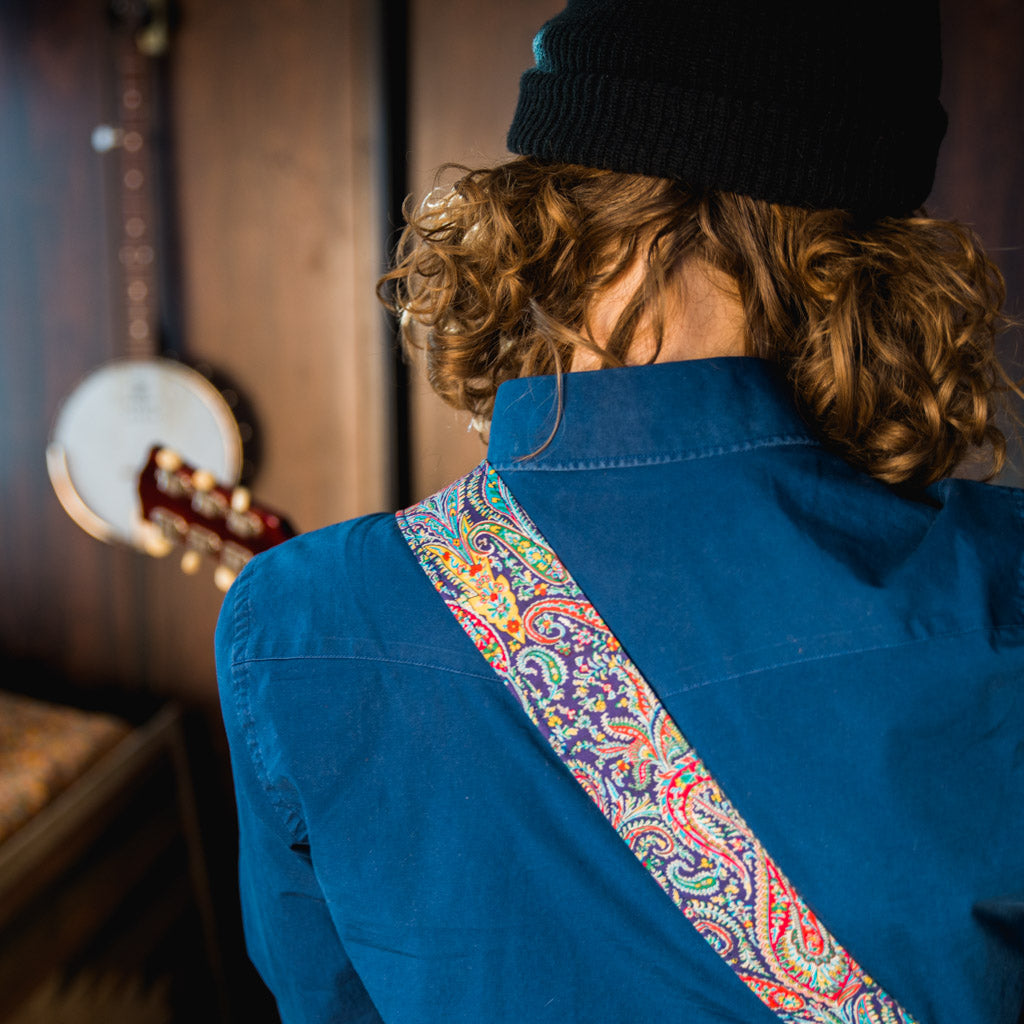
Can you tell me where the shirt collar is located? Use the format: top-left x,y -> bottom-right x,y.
487,357 -> 815,470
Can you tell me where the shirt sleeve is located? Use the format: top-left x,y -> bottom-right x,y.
216,565 -> 383,1024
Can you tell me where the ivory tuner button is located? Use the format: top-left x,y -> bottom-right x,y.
191,468 -> 216,493
139,523 -> 173,558
214,565 -> 237,592
155,447 -> 183,472
181,550 -> 202,575
230,486 -> 251,513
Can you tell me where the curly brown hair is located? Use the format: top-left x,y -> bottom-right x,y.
379,158 -> 1014,489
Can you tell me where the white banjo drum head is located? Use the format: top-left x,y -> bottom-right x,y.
47,358 -> 242,548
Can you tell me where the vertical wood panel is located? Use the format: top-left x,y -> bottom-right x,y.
406,0 -> 563,499
141,0 -> 388,700
0,0 -> 148,689
0,0 -> 388,705
171,0 -> 387,531
933,0 -> 1024,486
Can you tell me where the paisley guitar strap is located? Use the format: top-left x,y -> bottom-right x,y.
396,461 -> 917,1024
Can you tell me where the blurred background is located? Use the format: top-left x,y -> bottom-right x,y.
0,0 -> 1020,1020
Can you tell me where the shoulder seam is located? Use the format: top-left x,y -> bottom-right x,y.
231,649 -> 496,684
231,566 -> 308,844
658,620 -> 1024,698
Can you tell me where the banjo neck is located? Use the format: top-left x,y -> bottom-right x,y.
97,2 -> 170,362
119,43 -> 160,361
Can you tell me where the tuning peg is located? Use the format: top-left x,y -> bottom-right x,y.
230,486 -> 251,513
137,521 -> 173,557
191,468 -> 216,493
180,550 -> 202,575
214,565 -> 237,592
135,21 -> 169,57
155,447 -> 183,472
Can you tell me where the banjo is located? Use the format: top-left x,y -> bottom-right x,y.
47,0 -> 243,553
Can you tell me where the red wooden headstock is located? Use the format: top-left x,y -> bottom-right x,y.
137,446 -> 295,590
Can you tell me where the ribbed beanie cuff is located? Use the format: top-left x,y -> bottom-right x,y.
507,1 -> 948,216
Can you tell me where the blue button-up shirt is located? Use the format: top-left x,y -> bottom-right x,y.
217,358 -> 1024,1024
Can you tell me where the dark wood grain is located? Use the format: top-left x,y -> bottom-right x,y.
0,0 -> 1020,703
0,3 -> 1020,1019
0,0 -> 148,689
406,0 -> 565,500
0,0 -> 387,704
933,0 -> 1024,486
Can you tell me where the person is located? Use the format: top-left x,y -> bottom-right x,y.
215,1 -> 1024,1022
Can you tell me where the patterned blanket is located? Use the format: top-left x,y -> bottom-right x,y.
0,691 -> 130,843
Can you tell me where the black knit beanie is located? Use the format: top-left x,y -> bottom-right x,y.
507,0 -> 947,216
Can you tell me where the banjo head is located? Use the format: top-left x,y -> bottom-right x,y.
47,358 -> 242,548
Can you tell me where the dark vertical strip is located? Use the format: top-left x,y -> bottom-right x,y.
378,0 -> 412,509
151,7 -> 185,361
934,0 -> 1024,487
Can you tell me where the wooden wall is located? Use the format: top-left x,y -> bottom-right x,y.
0,0 -> 390,708
406,0 -> 563,497
933,0 -> 1024,486
0,3 -> 1021,1015
1,0 -> 1020,712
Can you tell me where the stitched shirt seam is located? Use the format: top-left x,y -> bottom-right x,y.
490,434 -> 818,472
659,620 -> 1024,698
231,568 -> 308,844
231,620 -> 1023,701
231,649 -> 497,684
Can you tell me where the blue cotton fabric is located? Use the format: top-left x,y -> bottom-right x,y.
217,357 -> 1024,1024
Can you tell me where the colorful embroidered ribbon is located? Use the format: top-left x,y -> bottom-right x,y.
397,461 -> 917,1024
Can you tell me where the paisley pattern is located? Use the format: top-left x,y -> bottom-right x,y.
397,461 -> 917,1024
